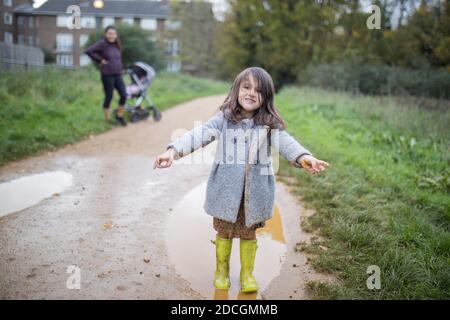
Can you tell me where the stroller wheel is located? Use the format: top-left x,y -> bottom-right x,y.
135,107 -> 149,120
141,110 -> 150,120
153,110 -> 162,122
130,112 -> 141,123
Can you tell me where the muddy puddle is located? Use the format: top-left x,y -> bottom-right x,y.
165,182 -> 287,300
0,171 -> 73,218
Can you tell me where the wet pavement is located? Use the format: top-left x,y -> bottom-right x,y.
0,171 -> 73,218
165,182 -> 286,300
0,95 -> 331,299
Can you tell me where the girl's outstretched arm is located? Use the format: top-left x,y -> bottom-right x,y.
274,129 -> 329,174
166,111 -> 224,160
297,154 -> 329,174
154,111 -> 224,169
154,148 -> 175,169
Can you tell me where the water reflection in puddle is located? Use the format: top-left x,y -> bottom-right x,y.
0,171 -> 73,218
165,182 -> 286,300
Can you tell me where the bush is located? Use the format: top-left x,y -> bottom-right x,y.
301,64 -> 450,99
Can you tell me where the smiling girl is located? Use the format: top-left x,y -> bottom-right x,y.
154,67 -> 329,293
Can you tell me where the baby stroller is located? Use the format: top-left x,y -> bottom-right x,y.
122,62 -> 162,123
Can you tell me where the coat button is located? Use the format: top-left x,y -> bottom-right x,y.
210,136 -> 215,142
178,152 -> 183,157
232,137 -> 237,144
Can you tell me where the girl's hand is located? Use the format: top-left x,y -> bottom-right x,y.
153,148 -> 175,169
298,155 -> 329,174
101,59 -> 108,65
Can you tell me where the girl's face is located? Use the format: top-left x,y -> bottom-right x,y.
238,75 -> 263,116
105,29 -> 118,43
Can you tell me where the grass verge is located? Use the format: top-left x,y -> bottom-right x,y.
0,66 -> 228,166
276,87 -> 449,299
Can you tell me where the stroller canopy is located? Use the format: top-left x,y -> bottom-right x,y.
129,62 -> 156,85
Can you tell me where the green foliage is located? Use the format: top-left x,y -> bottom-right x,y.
216,0 -> 450,97
168,0 -> 218,76
276,86 -> 450,299
302,63 -> 450,99
0,66 -> 228,166
217,0 -> 337,87
84,25 -> 165,70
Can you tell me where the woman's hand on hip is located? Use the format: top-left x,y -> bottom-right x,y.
153,148 -> 175,169
298,155 -> 329,175
101,59 -> 108,65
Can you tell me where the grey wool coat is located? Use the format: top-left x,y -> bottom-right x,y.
166,110 -> 313,227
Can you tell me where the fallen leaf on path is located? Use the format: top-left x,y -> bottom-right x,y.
103,223 -> 114,230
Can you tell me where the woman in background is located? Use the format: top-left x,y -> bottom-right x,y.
85,25 -> 127,126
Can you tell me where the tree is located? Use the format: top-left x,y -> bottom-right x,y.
216,0 -> 449,88
168,0 -> 218,76
216,0 -> 340,87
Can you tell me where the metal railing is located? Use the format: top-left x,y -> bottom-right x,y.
0,41 -> 44,69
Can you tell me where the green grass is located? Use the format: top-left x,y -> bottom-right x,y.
276,87 -> 450,299
0,66 -> 228,166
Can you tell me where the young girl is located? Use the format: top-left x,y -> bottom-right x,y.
154,67 -> 329,293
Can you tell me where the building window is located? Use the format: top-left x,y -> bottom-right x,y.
4,13 -> 13,25
28,16 -> 34,28
167,60 -> 181,73
4,0 -> 12,7
28,35 -> 34,46
56,54 -> 73,67
56,15 -> 68,28
80,54 -> 91,67
81,16 -> 96,29
17,16 -> 25,27
4,32 -> 13,44
166,38 -> 180,56
102,17 -> 115,28
18,34 -> 25,45
56,33 -> 73,51
166,20 -> 181,31
79,34 -> 89,48
140,18 -> 157,30
121,17 -> 134,26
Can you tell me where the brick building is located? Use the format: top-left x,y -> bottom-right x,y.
0,0 -> 34,45
1,0 -> 173,68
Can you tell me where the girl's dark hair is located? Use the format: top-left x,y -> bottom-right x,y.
104,25 -> 123,51
220,67 -> 286,130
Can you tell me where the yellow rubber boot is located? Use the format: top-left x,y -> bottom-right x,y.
239,239 -> 259,293
213,236 -> 232,290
